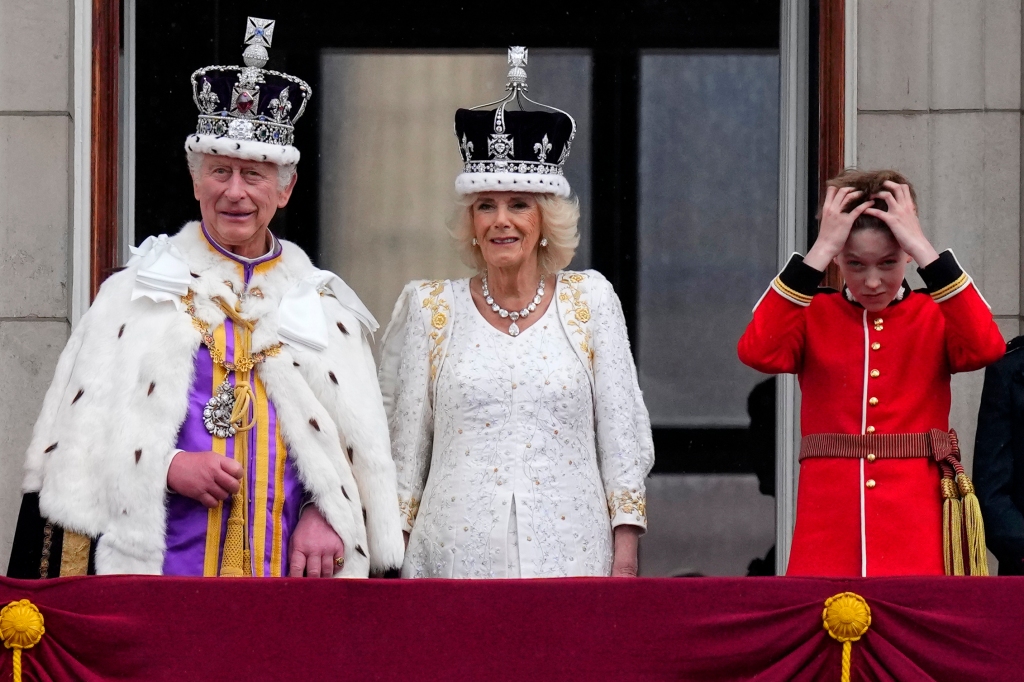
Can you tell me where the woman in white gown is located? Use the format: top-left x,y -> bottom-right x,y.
379,49 -> 654,578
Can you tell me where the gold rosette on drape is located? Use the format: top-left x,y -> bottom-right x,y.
1,599 -> 45,682
823,592 -> 871,682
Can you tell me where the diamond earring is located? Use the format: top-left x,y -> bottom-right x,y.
472,238 -> 478,246
540,238 -> 548,247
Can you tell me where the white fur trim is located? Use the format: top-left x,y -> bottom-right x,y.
455,172 -> 570,197
184,134 -> 300,165
24,221 -> 403,576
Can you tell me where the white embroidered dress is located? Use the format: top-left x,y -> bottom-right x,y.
380,271 -> 653,578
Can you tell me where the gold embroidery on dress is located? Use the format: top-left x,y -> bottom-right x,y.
420,281 -> 450,381
558,273 -> 594,365
607,490 -> 647,521
399,496 -> 421,528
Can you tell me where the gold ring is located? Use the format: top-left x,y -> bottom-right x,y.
334,556 -> 345,568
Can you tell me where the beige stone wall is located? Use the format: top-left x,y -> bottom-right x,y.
857,0 -> 1023,473
0,0 -> 73,567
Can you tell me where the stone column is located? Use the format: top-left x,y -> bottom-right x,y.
856,0 -> 1023,471
0,0 -> 75,565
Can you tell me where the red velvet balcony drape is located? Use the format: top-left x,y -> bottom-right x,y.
1,576 -> 1021,681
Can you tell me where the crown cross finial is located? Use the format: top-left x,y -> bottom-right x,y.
243,17 -> 275,68
506,46 -> 529,91
244,17 -> 275,48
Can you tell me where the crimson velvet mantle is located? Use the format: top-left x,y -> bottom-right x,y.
1,576 -> 1022,681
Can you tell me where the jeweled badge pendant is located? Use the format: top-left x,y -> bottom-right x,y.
203,381 -> 238,438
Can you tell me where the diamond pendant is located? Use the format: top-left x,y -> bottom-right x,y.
508,322 -> 520,336
203,380 -> 238,439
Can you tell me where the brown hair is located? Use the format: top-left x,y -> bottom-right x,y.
818,168 -> 917,233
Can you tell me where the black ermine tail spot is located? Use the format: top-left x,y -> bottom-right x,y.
118,324 -> 125,338
148,382 -> 156,396
355,545 -> 367,557
309,418 -> 320,431
342,486 -> 351,500
71,389 -> 84,405
44,443 -> 58,453
346,447 -> 354,463
337,322 -> 348,335
135,449 -> 142,464
329,371 -> 338,385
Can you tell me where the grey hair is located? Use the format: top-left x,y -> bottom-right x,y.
186,150 -> 296,191
449,192 -> 581,274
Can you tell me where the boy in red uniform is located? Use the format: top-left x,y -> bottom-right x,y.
738,169 -> 1004,576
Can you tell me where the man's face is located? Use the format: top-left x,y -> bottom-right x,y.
192,155 -> 296,249
835,228 -> 911,313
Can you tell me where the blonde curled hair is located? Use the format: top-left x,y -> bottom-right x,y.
449,192 -> 581,274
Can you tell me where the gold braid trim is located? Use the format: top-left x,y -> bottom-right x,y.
559,273 -> 594,365
420,281 -> 450,382
930,272 -> 969,302
771,277 -> 814,306
607,490 -> 647,521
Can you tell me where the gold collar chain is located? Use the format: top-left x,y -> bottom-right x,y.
181,291 -> 282,373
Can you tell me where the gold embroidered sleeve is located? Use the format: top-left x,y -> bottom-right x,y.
607,490 -> 647,528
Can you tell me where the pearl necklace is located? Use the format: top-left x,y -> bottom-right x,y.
481,273 -> 545,337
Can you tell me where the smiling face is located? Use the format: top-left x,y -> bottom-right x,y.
192,155 -> 296,255
471,193 -> 543,271
835,228 -> 911,312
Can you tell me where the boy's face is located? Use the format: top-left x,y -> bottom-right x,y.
835,228 -> 912,313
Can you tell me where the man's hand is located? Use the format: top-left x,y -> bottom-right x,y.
611,525 -> 642,578
804,186 -> 873,270
289,505 -> 345,578
167,451 -> 242,508
864,180 -> 939,267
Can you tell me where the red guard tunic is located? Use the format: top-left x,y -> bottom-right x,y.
738,251 -> 1005,576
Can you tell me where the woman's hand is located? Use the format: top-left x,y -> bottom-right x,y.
804,186 -> 873,270
864,180 -> 939,267
289,505 -> 346,578
611,525 -> 641,577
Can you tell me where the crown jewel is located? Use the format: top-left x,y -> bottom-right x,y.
188,17 -> 311,157
453,47 -> 577,197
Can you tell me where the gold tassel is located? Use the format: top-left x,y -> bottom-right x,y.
957,473 -> 989,576
941,478 -> 964,576
220,490 -> 246,577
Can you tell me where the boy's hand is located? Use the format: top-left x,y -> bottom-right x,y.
864,180 -> 939,267
805,186 -> 873,270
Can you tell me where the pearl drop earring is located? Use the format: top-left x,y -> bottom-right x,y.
472,238 -> 478,246
540,238 -> 548,247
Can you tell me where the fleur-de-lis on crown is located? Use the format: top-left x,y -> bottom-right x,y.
534,134 -> 552,163
269,87 -> 292,123
460,134 -> 475,163
198,79 -> 220,114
